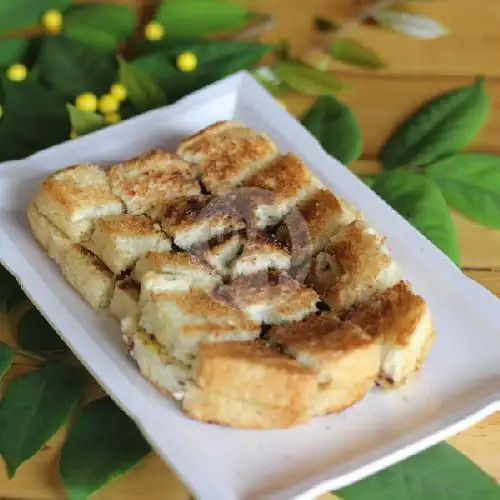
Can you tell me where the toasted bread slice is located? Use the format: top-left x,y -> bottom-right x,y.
108,150 -> 201,215
59,245 -> 116,309
83,215 -> 171,275
150,195 -> 245,249
269,313 -> 380,415
133,252 -> 221,289
230,235 -> 291,277
35,163 -> 123,241
243,153 -> 322,228
217,270 -> 319,324
122,317 -> 191,396
27,202 -> 71,264
308,220 -> 401,311
139,280 -> 260,362
183,384 -> 310,429
193,341 -> 317,410
199,234 -> 245,276
277,189 -> 360,258
109,278 -> 140,319
177,121 -> 278,194
345,281 -> 434,388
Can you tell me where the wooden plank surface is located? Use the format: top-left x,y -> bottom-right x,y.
1,0 -> 500,498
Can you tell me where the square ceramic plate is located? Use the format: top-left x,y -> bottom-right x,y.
0,71 -> 499,500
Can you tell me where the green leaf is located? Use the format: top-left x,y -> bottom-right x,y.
154,0 -> 258,37
133,40 -> 272,102
0,342 -> 14,382
371,169 -> 460,265
39,35 -> 117,99
272,59 -> 346,96
380,78 -> 490,169
301,95 -> 362,164
336,443 -> 500,499
252,66 -> 291,98
425,153 -> 500,229
314,17 -> 341,33
0,38 -> 31,67
360,174 -> 378,188
0,0 -> 71,31
118,57 -> 166,112
67,104 -> 105,136
60,396 -> 151,499
0,264 -> 23,313
374,8 -> 448,39
330,38 -> 385,69
18,308 -> 68,353
63,4 -> 136,52
0,364 -> 85,477
0,79 -> 70,162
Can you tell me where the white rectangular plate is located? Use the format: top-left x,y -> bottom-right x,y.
0,71 -> 499,500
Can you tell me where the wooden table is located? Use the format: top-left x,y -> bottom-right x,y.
1,0 -> 500,498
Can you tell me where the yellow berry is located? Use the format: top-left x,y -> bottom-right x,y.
70,129 -> 78,140
176,52 -> 197,72
110,83 -> 127,102
42,9 -> 62,34
277,99 -> 287,109
104,112 -> 121,124
144,21 -> 165,41
75,92 -> 97,113
6,64 -> 28,82
98,94 -> 119,114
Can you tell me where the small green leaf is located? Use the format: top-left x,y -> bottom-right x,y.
118,57 -> 166,112
0,38 -> 31,67
0,0 -> 71,31
63,4 -> 136,52
380,78 -> 490,169
314,17 -> 341,33
0,364 -> 85,477
0,342 -> 14,382
252,66 -> 291,98
154,0 -> 258,37
67,104 -> 106,136
330,38 -> 385,69
374,8 -> 448,39
371,169 -> 460,265
336,443 -> 500,499
0,264 -> 23,313
39,35 -> 117,99
18,308 -> 68,353
301,95 -> 362,164
359,174 -> 378,188
60,397 -> 151,500
425,153 -> 500,229
272,59 -> 345,96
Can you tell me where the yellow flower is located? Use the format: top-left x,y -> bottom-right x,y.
144,21 -> 165,41
98,94 -> 119,114
75,92 -> 98,113
110,83 -> 127,102
104,112 -> 121,124
176,52 -> 197,72
42,9 -> 62,34
70,129 -> 78,140
6,64 -> 28,82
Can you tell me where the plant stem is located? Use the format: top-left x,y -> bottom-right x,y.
15,349 -> 49,364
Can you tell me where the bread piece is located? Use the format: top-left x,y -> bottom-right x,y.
269,313 -> 380,415
230,235 -> 291,277
27,203 -> 71,264
109,278 -> 140,319
35,163 -> 123,241
243,153 -> 322,229
83,215 -> 171,275
122,317 -> 191,396
345,281 -> 434,388
194,341 -> 317,410
59,245 -> 116,309
139,281 -> 260,363
308,221 -> 401,311
133,252 -> 221,289
199,234 -> 245,276
177,121 -> 278,194
150,195 -> 245,249
216,270 -> 319,324
183,384 -> 310,429
108,150 -> 201,214
277,189 -> 360,259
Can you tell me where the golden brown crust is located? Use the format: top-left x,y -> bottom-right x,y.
177,120 -> 244,152
108,150 -> 201,214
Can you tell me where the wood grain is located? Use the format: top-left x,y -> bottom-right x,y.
0,0 -> 499,498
